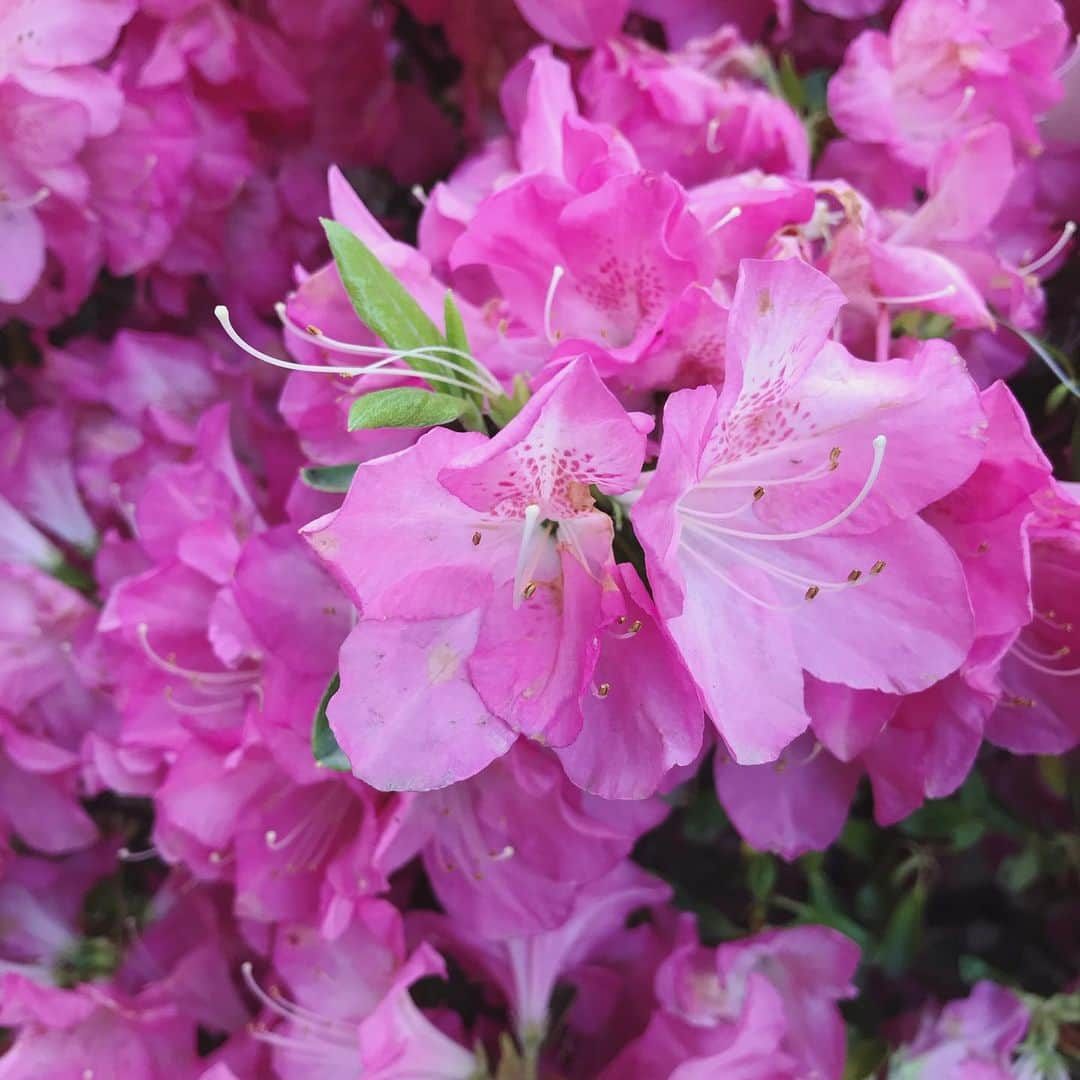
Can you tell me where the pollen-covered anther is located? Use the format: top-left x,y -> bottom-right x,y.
753,486 -> 766,500
870,560 -> 886,575
1006,695 -> 1035,708
828,447 -> 841,471
471,531 -> 482,546
847,569 -> 862,582
804,585 -> 820,600
628,619 -> 643,634
616,615 -> 627,625
522,582 -> 537,599
304,324 -> 321,336
594,682 -> 612,698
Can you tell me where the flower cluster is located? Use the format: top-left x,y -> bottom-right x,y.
1,0 -> 1078,1077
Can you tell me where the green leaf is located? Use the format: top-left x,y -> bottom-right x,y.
300,463 -> 358,493
321,218 -> 447,388
312,673 -> 350,771
745,851 -> 777,902
876,880 -> 927,976
488,374 -> 532,429
348,387 -> 468,431
444,290 -> 472,358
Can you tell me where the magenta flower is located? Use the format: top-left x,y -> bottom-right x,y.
633,256 -> 986,763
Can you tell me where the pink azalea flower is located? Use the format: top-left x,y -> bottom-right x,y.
413,860 -> 669,1049
304,356 -> 697,793
579,33 -> 809,187
395,744 -> 664,939
828,0 -> 1070,167
632,256 -> 985,764
889,981 -> 1031,1078
988,483 -> 1080,754
513,0 -> 629,48
243,903 -> 478,1079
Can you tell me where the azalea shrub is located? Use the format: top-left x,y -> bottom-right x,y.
1,0 -> 1079,1077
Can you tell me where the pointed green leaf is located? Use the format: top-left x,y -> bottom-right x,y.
312,673 -> 350,771
300,463 -> 358,493
348,386 -> 468,431
444,290 -> 472,358
321,218 -> 449,390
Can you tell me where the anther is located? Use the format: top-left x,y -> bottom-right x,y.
870,560 -> 886,575
616,615 -> 627,625
265,830 -> 278,846
594,682 -> 612,697
805,586 -> 820,600
828,447 -> 841,470
522,582 -> 537,599
471,531 -> 482,546
753,486 -> 766,500
304,324 -> 321,336
628,619 -> 643,634
847,569 -> 862,582
1006,696 -> 1035,708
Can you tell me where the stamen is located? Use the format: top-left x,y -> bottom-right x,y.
1018,221 -> 1076,276
472,531 -> 482,545
847,569 -> 862,582
216,306 -> 496,397
512,506 -> 547,610
592,682 -> 612,698
870,560 -> 886,574
275,301 -> 504,396
1010,649 -> 1080,678
707,206 -> 743,234
947,85 -> 976,123
683,435 -> 887,543
118,845 -> 160,863
705,118 -> 724,153
136,624 -> 259,691
543,265 -> 565,344
680,539 -> 805,613
1,186 -> 50,211
489,845 -> 516,861
875,284 -> 957,306
804,586 -> 820,600
411,184 -> 429,207
1036,610 -> 1073,632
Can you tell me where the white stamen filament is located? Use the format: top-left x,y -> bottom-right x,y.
241,963 -> 358,1060
875,284 -> 957,306
1018,221 -> 1076,276
543,265 -> 565,344
273,302 -> 504,397
216,306 -> 496,398
680,538 -> 805,612
137,624 -> 260,692
0,186 -> 50,211
707,206 -> 743,234
1012,635 -> 1080,677
118,845 -> 160,863
411,184 -> 429,206
948,85 -> 976,123
681,435 -> 887,543
695,456 -> 836,493
705,118 -> 724,153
